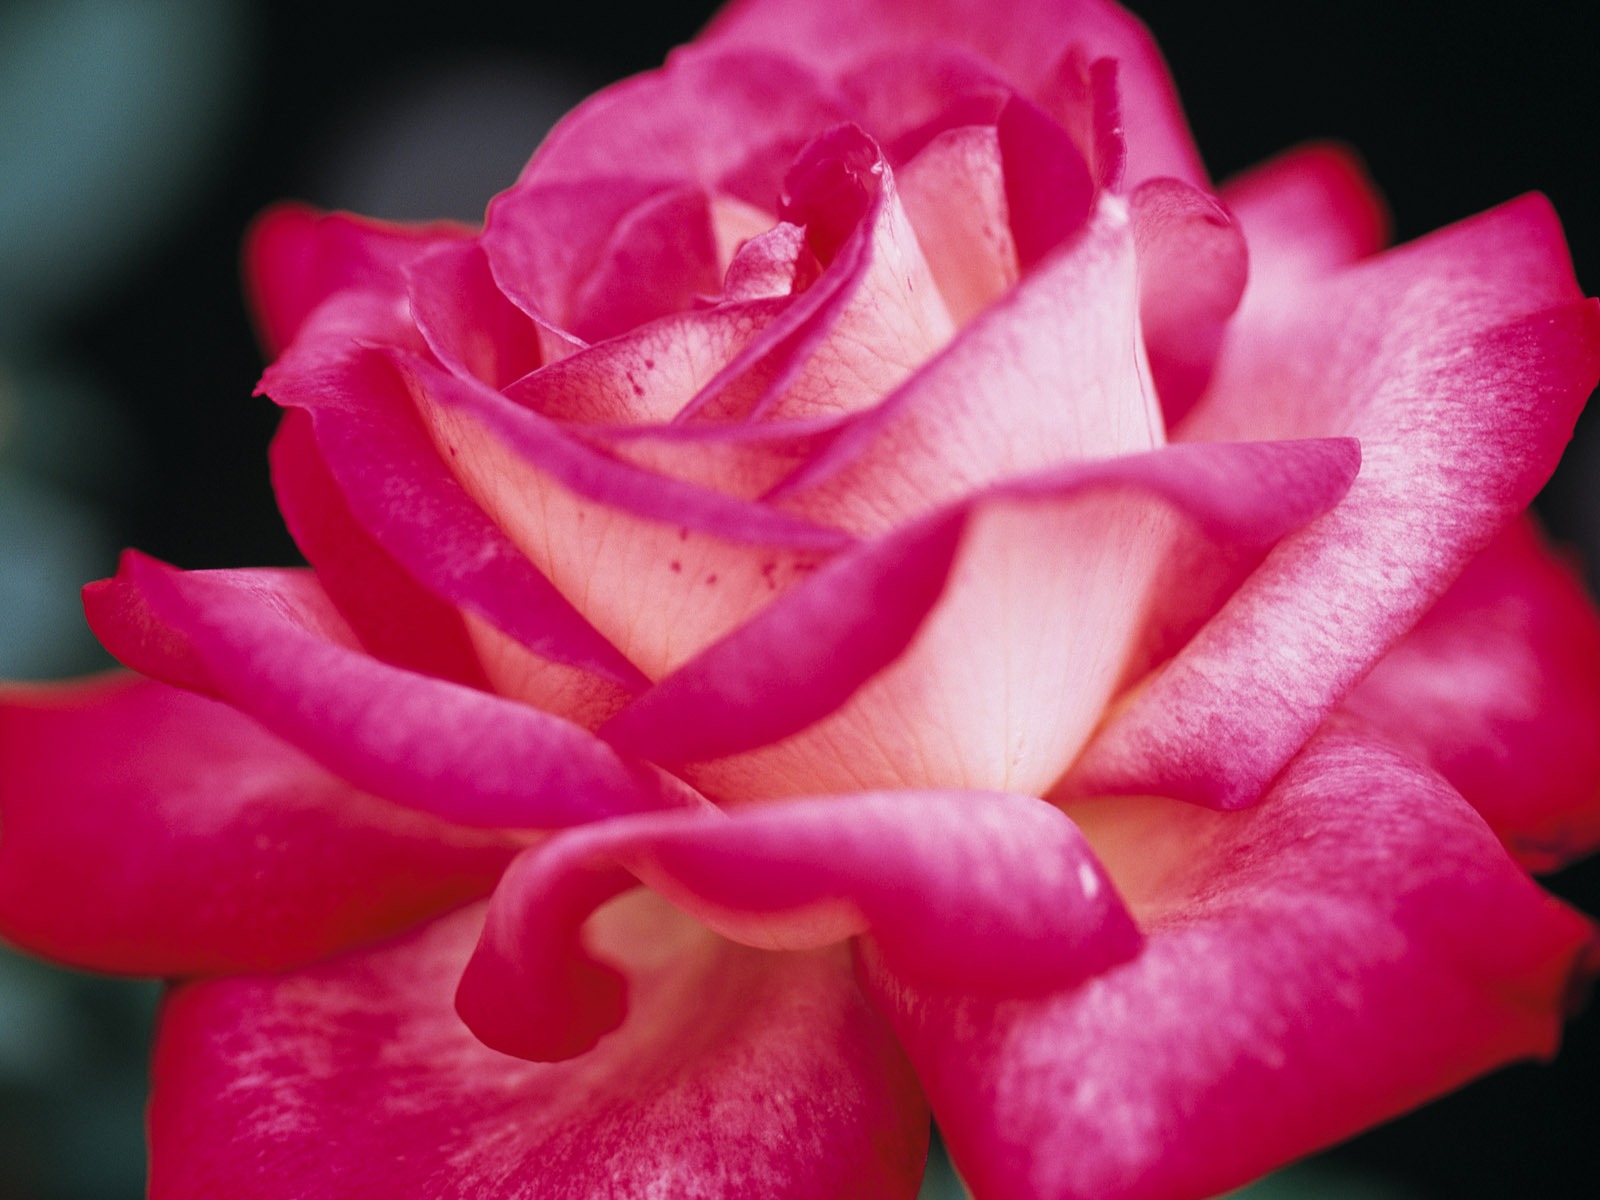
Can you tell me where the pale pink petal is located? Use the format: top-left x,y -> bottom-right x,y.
402,352 -> 849,680
683,125 -> 955,424
149,904 -> 928,1200
704,0 -> 1205,189
866,726 -> 1599,1200
243,203 -> 471,357
896,124 -> 1019,324
0,675 -> 514,976
774,192 -> 1163,534
1347,514 -> 1600,871
457,791 -> 1137,1061
83,555 -> 670,828
1073,196 -> 1600,809
503,300 -> 781,425
604,439 -> 1358,802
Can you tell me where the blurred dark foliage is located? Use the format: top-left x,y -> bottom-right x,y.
2,0 -> 1596,1197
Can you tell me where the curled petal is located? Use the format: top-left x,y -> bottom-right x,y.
866,726 -> 1599,1200
457,790 -> 1138,1061
0,675 -> 513,976
83,556 -> 669,829
150,904 -> 929,1200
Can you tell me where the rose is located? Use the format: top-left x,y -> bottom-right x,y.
3,0 -> 1599,1196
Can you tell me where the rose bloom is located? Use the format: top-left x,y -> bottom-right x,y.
4,0 -> 1600,1196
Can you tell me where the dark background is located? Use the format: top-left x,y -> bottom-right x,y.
1,1 -> 1596,1196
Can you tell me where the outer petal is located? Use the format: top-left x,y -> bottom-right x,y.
244,203 -> 471,357
456,790 -> 1138,1061
262,342 -> 648,719
866,725 -> 1599,1200
1219,142 -> 1389,291
269,408 -> 493,691
83,555 -> 670,829
604,439 -> 1358,801
1073,195 -> 1600,809
1346,514 -> 1600,871
149,903 -> 929,1200
0,675 -> 513,976
704,0 -> 1205,190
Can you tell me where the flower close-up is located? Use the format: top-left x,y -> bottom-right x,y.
3,0 -> 1600,1197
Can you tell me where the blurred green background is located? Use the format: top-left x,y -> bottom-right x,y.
1,1 -> 1596,1196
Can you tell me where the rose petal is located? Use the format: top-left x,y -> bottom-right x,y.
404,239 -> 543,389
704,0 -> 1205,190
504,300 -> 781,425
244,203 -> 471,357
260,333 -> 647,701
457,790 -> 1137,1062
1073,196 -> 1600,809
149,903 -> 929,1200
895,124 -> 1020,323
1346,514 -> 1600,871
83,555 -> 669,828
0,675 -> 514,976
1221,141 -> 1390,288
604,438 -> 1359,801
1130,176 -> 1249,425
269,408 -> 490,689
998,91 -> 1095,267
866,725 -> 1599,1200
774,191 -> 1163,533
402,352 -> 850,680
682,125 -> 955,424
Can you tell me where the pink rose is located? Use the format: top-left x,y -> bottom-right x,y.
4,0 -> 1600,1196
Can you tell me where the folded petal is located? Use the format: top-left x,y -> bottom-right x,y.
1346,514 -> 1600,871
704,0 -> 1205,190
1074,196 -> 1600,809
457,790 -> 1138,1061
0,675 -> 514,976
866,725 -> 1598,1200
605,439 -> 1358,802
150,903 -> 928,1200
83,555 -> 669,829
